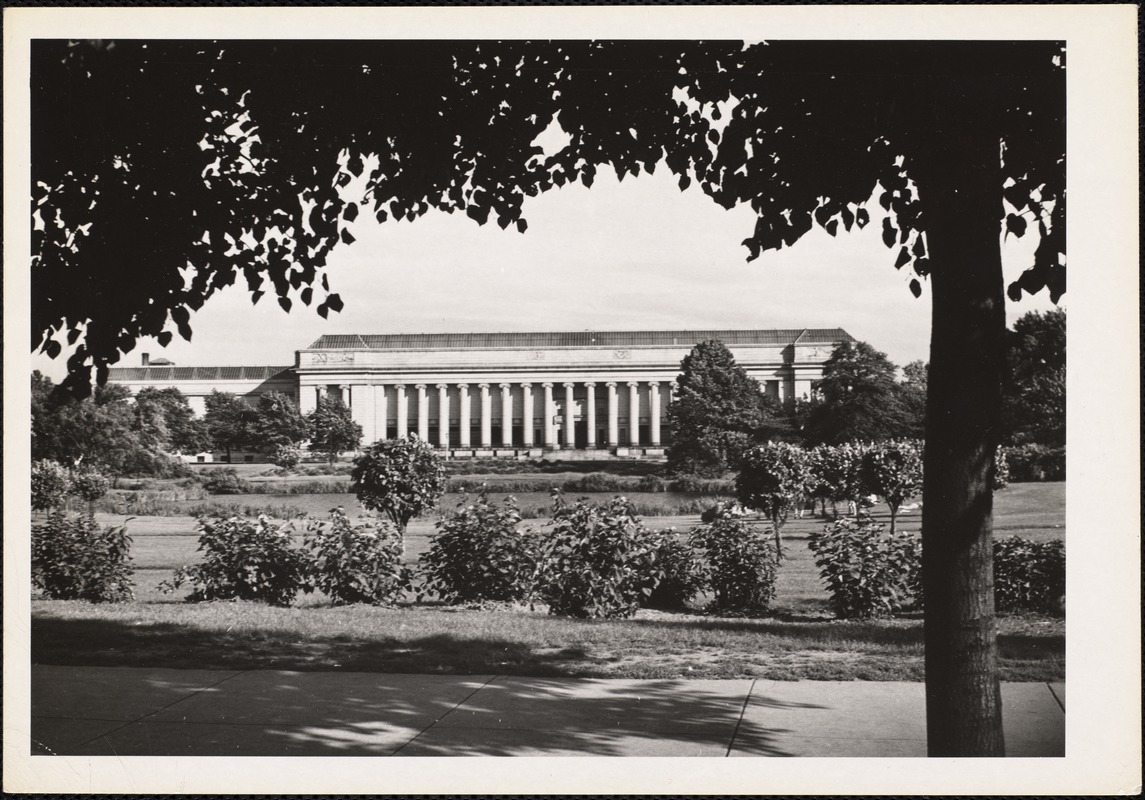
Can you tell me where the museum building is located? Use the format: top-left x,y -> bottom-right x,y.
107,328 -> 852,459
